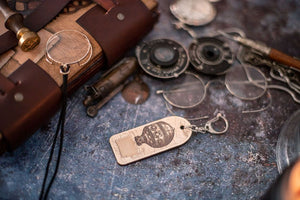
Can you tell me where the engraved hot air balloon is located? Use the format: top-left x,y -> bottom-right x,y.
134,121 -> 175,148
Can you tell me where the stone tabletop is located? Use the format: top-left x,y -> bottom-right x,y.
1,0 -> 299,199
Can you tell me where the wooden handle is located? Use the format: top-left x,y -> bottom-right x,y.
0,0 -> 40,51
0,0 -> 15,19
269,48 -> 300,70
0,0 -> 25,33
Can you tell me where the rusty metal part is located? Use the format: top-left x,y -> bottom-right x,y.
0,0 -> 40,51
84,57 -> 138,117
87,84 -> 124,117
84,57 -> 138,106
121,75 -> 150,105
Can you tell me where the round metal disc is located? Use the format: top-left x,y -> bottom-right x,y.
170,0 -> 216,26
189,37 -> 233,75
136,39 -> 189,79
122,79 -> 150,104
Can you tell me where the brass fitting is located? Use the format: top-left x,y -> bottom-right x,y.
17,27 -> 40,51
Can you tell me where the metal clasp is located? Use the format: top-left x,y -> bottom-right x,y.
204,113 -> 229,135
60,64 -> 70,75
183,113 -> 229,135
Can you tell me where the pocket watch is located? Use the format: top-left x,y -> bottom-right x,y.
170,0 -> 217,26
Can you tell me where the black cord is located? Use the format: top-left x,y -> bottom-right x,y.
39,108 -> 64,200
39,66 -> 69,200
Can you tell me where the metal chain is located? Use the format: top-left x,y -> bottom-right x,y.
185,125 -> 207,134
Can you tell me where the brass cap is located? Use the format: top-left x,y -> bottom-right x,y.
17,27 -> 40,51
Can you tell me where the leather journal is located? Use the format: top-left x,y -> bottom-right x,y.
0,0 -> 159,154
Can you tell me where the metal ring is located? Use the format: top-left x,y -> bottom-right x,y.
204,113 -> 229,134
158,71 -> 207,108
46,29 -> 92,67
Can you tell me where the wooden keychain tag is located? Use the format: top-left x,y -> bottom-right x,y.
110,116 -> 192,165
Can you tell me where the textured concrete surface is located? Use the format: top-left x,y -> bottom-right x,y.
1,0 -> 300,199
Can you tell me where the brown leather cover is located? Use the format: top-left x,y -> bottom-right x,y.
0,0 -> 158,154
0,73 -> 14,93
0,60 -> 61,151
77,0 -> 158,66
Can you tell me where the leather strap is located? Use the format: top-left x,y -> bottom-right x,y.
0,60 -> 61,151
93,0 -> 117,11
77,0 -> 158,66
0,0 -> 71,54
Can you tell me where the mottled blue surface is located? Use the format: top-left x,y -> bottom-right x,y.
1,0 -> 300,199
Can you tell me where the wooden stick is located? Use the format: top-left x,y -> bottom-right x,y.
269,48 -> 300,71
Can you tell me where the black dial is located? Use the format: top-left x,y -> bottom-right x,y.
189,37 -> 233,75
136,39 -> 189,79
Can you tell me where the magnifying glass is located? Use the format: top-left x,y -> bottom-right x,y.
46,29 -> 92,68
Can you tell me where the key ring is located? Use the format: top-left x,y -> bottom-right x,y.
184,113 -> 229,135
204,113 -> 229,134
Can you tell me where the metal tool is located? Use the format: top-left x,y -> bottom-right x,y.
219,31 -> 300,71
84,57 -> 138,117
240,47 -> 300,95
0,0 -> 40,51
